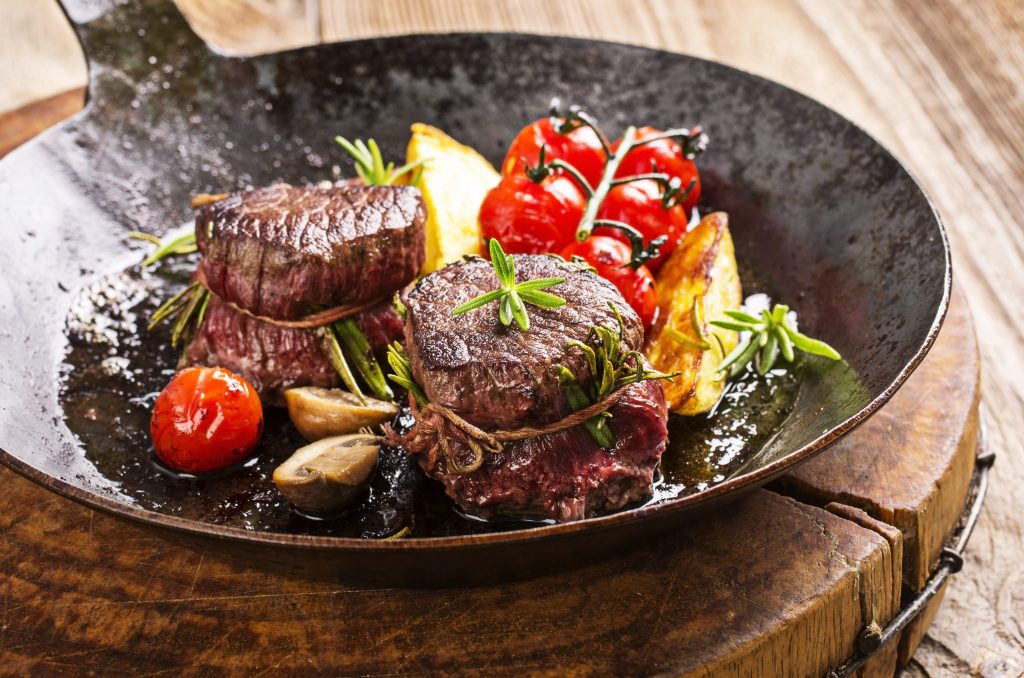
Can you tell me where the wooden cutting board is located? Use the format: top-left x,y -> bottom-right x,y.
0,92 -> 981,676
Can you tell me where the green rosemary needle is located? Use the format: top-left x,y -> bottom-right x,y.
335,136 -> 426,186
128,229 -> 198,267
386,341 -> 429,407
711,303 -> 841,377
452,239 -> 567,331
559,302 -> 678,448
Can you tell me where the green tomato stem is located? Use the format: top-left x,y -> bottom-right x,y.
576,125 -> 637,242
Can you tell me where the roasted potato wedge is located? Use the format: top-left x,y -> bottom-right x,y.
645,212 -> 743,415
406,123 -> 500,273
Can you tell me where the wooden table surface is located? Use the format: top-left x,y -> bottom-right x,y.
3,0 -> 1023,674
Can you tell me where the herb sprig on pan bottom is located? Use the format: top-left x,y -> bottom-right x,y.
711,303 -> 841,377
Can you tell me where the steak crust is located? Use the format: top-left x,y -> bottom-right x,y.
196,183 -> 425,320
402,255 -> 643,430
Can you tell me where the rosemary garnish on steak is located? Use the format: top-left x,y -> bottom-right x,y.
559,302 -> 678,448
451,239 -> 567,331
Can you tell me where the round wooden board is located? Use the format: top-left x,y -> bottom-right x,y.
0,93 -> 981,677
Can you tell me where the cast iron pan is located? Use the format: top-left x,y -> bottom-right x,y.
0,0 -> 950,585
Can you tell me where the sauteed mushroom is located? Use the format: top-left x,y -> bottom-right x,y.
284,387 -> 398,442
272,434 -> 380,514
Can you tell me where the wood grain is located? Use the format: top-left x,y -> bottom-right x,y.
1,0 -> 1020,674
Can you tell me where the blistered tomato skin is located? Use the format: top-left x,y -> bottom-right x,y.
150,367 -> 264,474
595,180 -> 690,272
479,173 -> 588,255
561,236 -> 659,331
501,117 -> 607,188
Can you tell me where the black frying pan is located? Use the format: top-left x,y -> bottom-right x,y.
0,0 -> 949,585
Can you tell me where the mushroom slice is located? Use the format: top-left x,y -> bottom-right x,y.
272,434 -> 380,515
284,387 -> 398,442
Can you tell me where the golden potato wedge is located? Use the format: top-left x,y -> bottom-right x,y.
645,212 -> 743,415
406,123 -> 500,273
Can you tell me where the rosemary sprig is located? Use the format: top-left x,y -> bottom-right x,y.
320,326 -> 367,405
331,318 -> 394,402
148,281 -> 210,348
665,295 -> 713,351
452,239 -> 567,331
559,302 -> 679,448
386,342 -> 429,408
335,136 -> 426,186
711,303 -> 841,377
128,230 -> 198,267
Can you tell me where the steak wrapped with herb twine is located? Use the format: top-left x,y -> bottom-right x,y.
155,181 -> 424,404
389,243 -> 672,521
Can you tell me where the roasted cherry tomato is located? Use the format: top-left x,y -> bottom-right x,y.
595,179 -> 689,272
613,126 -> 702,214
150,366 -> 263,474
479,173 -> 587,255
561,236 -> 658,330
502,117 -> 607,188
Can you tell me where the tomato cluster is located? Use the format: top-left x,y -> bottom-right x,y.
479,114 -> 704,330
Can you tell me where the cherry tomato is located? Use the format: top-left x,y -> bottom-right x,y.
479,173 -> 587,255
502,117 -> 607,188
613,126 -> 702,214
595,179 -> 689,272
150,367 -> 263,474
561,236 -> 658,330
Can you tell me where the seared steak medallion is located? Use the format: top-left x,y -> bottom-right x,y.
185,297 -> 403,403
195,183 -> 426,320
401,255 -> 668,521
402,255 -> 643,430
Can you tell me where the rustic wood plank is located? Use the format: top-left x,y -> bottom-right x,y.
0,476 -> 896,676
0,88 -> 85,158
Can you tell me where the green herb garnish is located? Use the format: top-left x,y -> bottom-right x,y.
128,229 -> 198,267
452,239 -> 566,331
665,295 -> 714,352
386,341 -> 429,407
711,303 -> 841,377
148,281 -> 210,349
559,302 -> 678,447
335,136 -> 425,186
327,319 -> 394,403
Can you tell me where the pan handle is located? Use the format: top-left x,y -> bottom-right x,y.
57,0 -> 209,92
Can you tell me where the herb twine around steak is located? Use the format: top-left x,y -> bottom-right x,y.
335,136 -> 426,186
451,239 -> 567,331
558,302 -> 678,448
